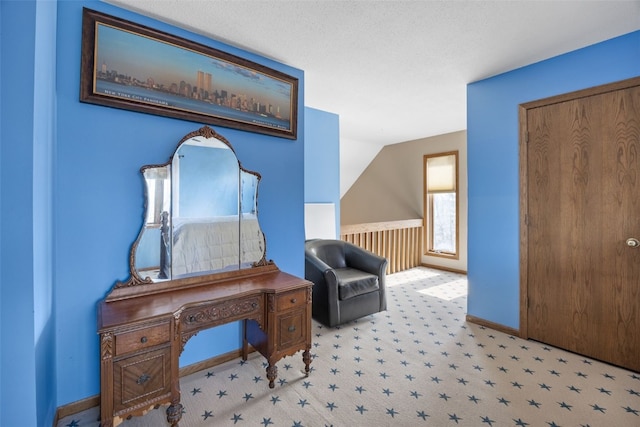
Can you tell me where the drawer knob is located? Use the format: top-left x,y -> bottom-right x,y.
290,298 -> 297,304
140,336 -> 148,344
252,302 -> 258,309
288,325 -> 296,332
136,373 -> 151,385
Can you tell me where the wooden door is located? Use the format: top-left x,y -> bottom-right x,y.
522,78 -> 640,372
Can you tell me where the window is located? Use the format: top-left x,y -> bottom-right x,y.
424,151 -> 458,258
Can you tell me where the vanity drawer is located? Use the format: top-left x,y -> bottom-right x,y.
115,323 -> 170,356
113,347 -> 171,414
181,295 -> 263,333
277,309 -> 306,349
276,289 -> 307,311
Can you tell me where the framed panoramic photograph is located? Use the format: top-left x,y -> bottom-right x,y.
80,8 -> 298,139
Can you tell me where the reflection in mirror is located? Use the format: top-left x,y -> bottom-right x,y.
135,165 -> 171,281
129,126 -> 266,285
171,137 -> 242,276
240,171 -> 264,267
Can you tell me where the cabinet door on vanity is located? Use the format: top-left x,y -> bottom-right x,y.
274,289 -> 310,354
111,322 -> 172,415
113,347 -> 172,414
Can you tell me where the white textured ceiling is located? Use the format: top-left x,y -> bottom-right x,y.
106,0 -> 640,193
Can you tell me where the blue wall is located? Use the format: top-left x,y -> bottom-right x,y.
467,31 -> 640,329
2,0 -> 307,422
0,0 -> 3,418
304,107 -> 341,235
1,1 -> 57,426
1,3 -> 40,426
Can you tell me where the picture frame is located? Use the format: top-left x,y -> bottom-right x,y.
80,8 -> 298,139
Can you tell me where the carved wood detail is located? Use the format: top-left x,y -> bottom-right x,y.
266,364 -> 278,389
267,294 -> 276,313
182,297 -> 261,329
101,332 -> 113,360
113,393 -> 171,420
173,312 -> 181,341
166,403 -> 184,427
180,331 -> 199,355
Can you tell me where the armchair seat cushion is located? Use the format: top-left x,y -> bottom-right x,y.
334,268 -> 380,300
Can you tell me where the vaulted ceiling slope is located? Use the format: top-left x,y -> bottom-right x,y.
107,1 -> 640,193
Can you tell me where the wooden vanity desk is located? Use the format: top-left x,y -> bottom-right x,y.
98,265 -> 312,427
97,125 -> 312,427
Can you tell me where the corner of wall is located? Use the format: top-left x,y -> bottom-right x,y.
304,107 -> 340,237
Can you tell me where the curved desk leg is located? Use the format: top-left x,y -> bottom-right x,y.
303,349 -> 311,376
166,402 -> 183,426
241,319 -> 249,361
266,363 -> 278,388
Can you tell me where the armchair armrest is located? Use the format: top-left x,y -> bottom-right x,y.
304,252 -> 331,293
344,243 -> 388,312
344,243 -> 388,277
305,248 -> 342,326
305,251 -> 333,276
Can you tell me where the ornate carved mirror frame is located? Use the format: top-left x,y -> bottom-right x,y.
106,125 -> 275,302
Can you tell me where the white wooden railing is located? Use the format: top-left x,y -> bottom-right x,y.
340,219 -> 423,274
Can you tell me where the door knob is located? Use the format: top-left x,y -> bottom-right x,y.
626,238 -> 640,248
